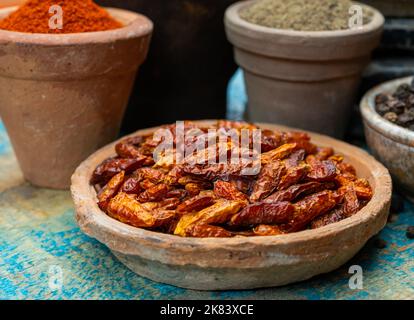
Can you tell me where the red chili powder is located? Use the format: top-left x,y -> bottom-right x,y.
0,0 -> 123,33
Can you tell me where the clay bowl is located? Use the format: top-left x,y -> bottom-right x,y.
0,6 -> 153,189
361,76 -> 414,201
225,0 -> 384,138
71,121 -> 392,290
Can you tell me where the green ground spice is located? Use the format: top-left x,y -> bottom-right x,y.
240,0 -> 372,31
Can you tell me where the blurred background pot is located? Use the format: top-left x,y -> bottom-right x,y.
0,7 -> 153,189
97,0 -> 238,132
225,0 -> 384,138
361,76 -> 414,202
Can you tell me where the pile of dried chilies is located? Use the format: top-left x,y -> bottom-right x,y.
91,121 -> 373,238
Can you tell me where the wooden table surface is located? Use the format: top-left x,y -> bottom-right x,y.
1,72 -> 413,299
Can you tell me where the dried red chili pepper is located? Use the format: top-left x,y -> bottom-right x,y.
336,175 -> 373,200
214,181 -> 248,202
184,183 -> 204,196
115,142 -> 143,159
137,184 -> 170,203
306,159 -> 337,182
107,192 -> 160,228
261,143 -> 298,165
337,162 -> 357,176
165,189 -> 188,200
253,224 -> 284,236
261,129 -> 282,152
284,149 -> 306,167
174,200 -> 244,236
314,147 -> 334,160
121,177 -> 143,194
97,171 -> 125,210
310,207 -> 345,229
229,201 -> 294,227
158,198 -> 181,210
250,161 -> 286,202
91,157 -> 147,185
281,190 -> 339,232
176,193 -> 216,213
278,163 -> 309,190
265,181 -> 334,203
310,186 -> 360,229
282,132 -> 317,155
135,167 -> 166,184
185,224 -> 234,238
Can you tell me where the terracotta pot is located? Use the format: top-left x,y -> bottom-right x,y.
0,7 -> 153,189
361,76 -> 414,202
71,121 -> 391,290
96,0 -> 238,132
225,1 -> 384,138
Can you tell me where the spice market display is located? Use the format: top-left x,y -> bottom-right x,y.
0,0 -> 412,301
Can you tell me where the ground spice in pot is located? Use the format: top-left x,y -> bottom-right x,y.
239,0 -> 371,31
375,79 -> 414,131
0,0 -> 122,33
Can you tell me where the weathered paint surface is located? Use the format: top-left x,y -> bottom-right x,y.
0,75 -> 413,299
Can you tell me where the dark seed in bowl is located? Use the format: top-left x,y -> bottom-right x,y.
406,226 -> 414,239
373,237 -> 387,249
375,80 -> 414,131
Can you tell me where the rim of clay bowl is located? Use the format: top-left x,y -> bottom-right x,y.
0,7 -> 153,45
225,0 -> 384,39
360,76 -> 414,147
71,121 -> 392,262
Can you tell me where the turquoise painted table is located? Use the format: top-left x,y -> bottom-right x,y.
1,71 -> 413,300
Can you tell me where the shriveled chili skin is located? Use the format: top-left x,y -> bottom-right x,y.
261,143 -> 298,165
137,184 -> 169,203
250,161 -> 286,202
261,129 -> 283,152
91,157 -> 147,185
253,224 -> 284,236
121,176 -> 143,194
282,190 -> 339,232
158,198 -> 181,210
214,181 -> 248,202
310,206 -> 345,229
174,200 -> 244,237
311,186 -> 360,229
185,224 -> 234,238
0,0 -> 123,34
314,147 -> 334,160
336,175 -> 373,200
165,189 -> 188,200
278,163 -> 309,190
282,132 -> 317,155
97,171 -> 125,211
265,181 -> 335,203
176,193 -> 216,213
107,192 -> 157,228
115,143 -> 144,159
229,201 -> 295,227
306,158 -> 337,182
